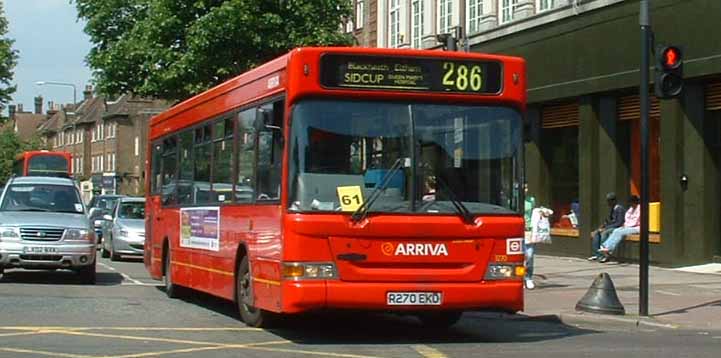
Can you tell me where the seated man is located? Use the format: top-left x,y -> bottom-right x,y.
598,195 -> 641,262
588,192 -> 625,261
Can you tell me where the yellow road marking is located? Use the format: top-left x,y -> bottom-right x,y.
171,260 -> 234,276
412,345 -> 448,358
253,277 -> 282,286
46,330 -> 229,346
0,331 -> 44,338
107,340 -> 290,358
244,346 -> 384,358
0,347 -> 95,358
0,326 -> 261,332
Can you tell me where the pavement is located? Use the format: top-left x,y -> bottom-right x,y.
523,255 -> 721,332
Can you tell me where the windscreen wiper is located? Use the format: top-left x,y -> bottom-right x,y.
351,158 -> 404,223
434,176 -> 475,224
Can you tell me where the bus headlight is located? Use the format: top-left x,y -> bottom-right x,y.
282,262 -> 337,280
484,263 -> 525,280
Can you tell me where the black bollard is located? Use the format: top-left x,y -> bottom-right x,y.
575,272 -> 625,315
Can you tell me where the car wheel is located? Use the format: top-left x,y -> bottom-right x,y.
417,311 -> 463,328
101,247 -> 110,258
79,261 -> 96,285
236,256 -> 275,327
164,248 -> 182,298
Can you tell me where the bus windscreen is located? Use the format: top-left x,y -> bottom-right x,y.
27,155 -> 70,177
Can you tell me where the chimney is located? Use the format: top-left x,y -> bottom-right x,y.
83,85 -> 93,101
8,104 -> 16,119
34,96 -> 43,114
17,103 -> 24,113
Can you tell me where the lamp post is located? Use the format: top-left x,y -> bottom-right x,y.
36,80 -> 80,177
35,81 -> 77,109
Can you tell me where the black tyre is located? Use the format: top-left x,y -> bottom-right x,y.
101,247 -> 110,258
237,256 -> 274,327
78,262 -> 96,285
418,311 -> 463,328
164,247 -> 182,298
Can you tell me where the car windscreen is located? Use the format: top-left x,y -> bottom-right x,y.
0,184 -> 84,213
118,201 -> 145,219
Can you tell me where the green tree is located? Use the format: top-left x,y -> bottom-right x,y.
0,127 -> 42,183
75,0 -> 353,101
0,2 -> 18,113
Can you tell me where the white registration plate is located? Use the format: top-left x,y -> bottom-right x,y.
23,246 -> 58,254
387,292 -> 442,306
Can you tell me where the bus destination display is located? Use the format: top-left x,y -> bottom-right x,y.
320,54 -> 502,94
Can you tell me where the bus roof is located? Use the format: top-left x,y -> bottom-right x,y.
16,151 -> 72,160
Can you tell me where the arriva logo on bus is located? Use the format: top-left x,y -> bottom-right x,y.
382,242 -> 449,256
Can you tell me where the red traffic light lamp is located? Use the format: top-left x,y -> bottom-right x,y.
654,45 -> 684,99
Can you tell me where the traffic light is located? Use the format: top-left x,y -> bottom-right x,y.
654,45 -> 683,99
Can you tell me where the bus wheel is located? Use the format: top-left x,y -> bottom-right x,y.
418,311 -> 463,328
236,256 -> 273,328
164,249 -> 182,298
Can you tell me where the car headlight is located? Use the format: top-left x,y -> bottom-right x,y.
119,229 -> 129,238
0,226 -> 20,242
65,229 -> 94,242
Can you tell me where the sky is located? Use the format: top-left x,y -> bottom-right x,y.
4,0 -> 92,116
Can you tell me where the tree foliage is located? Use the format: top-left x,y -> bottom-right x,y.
75,0 -> 354,101
0,2 -> 18,112
0,127 -> 42,184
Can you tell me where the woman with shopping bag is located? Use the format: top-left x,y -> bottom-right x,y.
524,206 -> 553,289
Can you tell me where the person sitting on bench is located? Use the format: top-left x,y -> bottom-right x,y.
588,192 -> 625,261
598,195 -> 641,262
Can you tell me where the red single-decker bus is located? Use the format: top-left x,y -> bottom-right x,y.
145,47 -> 527,327
13,151 -> 72,178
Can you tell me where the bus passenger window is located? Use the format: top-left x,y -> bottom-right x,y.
194,125 -> 212,204
212,117 -> 234,203
151,143 -> 162,194
236,109 -> 256,203
161,137 -> 178,205
177,130 -> 194,204
256,100 -> 283,202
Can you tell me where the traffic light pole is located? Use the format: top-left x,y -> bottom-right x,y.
639,0 -> 651,317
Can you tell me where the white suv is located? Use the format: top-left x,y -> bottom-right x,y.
0,176 -> 96,284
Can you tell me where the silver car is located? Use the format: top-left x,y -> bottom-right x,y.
0,176 -> 96,284
101,197 -> 145,261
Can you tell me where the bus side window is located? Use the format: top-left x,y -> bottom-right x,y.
256,100 -> 283,202
150,142 -> 163,195
161,137 -> 178,205
212,117 -> 234,203
236,109 -> 256,203
177,130 -> 194,204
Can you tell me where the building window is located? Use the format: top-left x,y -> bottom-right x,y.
411,0 -> 426,48
537,0 -> 555,12
59,131 -> 64,146
355,0 -> 364,29
499,0 -> 520,24
389,0 -> 401,48
135,136 -> 140,156
76,129 -> 83,143
438,0 -> 453,34
467,0 -> 484,34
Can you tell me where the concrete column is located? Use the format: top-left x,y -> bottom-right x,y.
525,107 -> 551,207
597,96 -> 630,214
578,96 -> 599,243
660,83 -> 720,265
